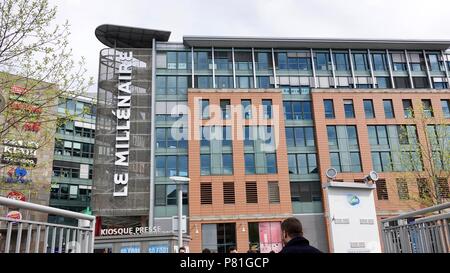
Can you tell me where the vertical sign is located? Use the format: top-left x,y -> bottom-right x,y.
113,51 -> 133,197
326,182 -> 382,253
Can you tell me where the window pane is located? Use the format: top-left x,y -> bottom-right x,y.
363,100 -> 375,118
324,99 -> 335,119
222,154 -> 233,175
383,100 -> 395,118
201,154 -> 211,175
350,152 -> 362,172
245,154 -> 255,174
288,154 -> 297,174
307,154 -> 318,173
330,153 -> 341,172
266,153 -> 277,174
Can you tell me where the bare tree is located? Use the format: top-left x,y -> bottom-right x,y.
397,104 -> 450,207
0,0 -> 92,195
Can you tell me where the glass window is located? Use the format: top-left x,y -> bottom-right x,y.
262,99 -> 272,119
372,53 -> 387,71
294,127 -> 305,147
315,52 -> 330,71
244,126 -> 254,148
363,99 -> 375,118
402,99 -> 413,118
305,127 -> 315,147
217,76 -> 232,88
422,99 -> 433,118
285,128 -> 295,147
220,100 -> 231,120
330,153 -> 341,172
302,101 -> 312,120
197,76 -> 212,88
256,52 -> 270,70
442,100 -> 450,118
307,154 -> 318,173
201,126 -> 210,148
222,154 -> 233,175
242,99 -> 252,119
428,54 -> 441,71
167,76 -> 177,95
195,51 -> 209,70
166,185 -> 177,205
327,126 -> 338,147
377,126 -> 389,145
156,128 -> 166,148
283,101 -> 293,120
350,152 -> 362,172
377,77 -> 391,89
381,152 -> 392,171
201,154 -> 211,175
346,126 -> 358,146
288,154 -> 297,174
413,77 -> 430,89
334,53 -> 349,71
344,99 -> 355,118
166,156 -> 177,177
371,152 -> 382,173
201,99 -> 210,119
245,154 -> 256,174
257,77 -> 270,88
394,77 -> 411,88
177,76 -> 188,94
156,156 -> 165,177
297,154 -> 308,174
353,53 -> 368,71
383,99 -> 395,118
179,156 -> 188,177
324,99 -> 335,119
237,76 -> 253,88
222,126 -> 232,148
266,153 -> 277,174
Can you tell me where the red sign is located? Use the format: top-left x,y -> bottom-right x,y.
11,85 -> 28,95
23,122 -> 41,132
6,191 -> 26,201
6,211 -> 22,220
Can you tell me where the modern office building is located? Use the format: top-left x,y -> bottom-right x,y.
0,76 -> 58,251
49,96 -> 96,226
92,24 -> 450,253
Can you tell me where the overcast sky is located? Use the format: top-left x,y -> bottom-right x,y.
49,0 -> 450,94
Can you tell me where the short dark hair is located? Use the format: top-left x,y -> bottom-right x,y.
281,217 -> 303,237
179,246 -> 186,251
202,248 -> 211,253
228,246 -> 237,252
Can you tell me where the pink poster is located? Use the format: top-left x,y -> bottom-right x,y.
259,222 -> 282,253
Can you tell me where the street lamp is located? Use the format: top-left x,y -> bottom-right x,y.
169,176 -> 190,251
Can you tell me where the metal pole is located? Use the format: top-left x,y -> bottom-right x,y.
178,183 -> 183,249
149,38 -> 157,229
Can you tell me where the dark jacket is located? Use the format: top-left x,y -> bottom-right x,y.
279,236 -> 322,253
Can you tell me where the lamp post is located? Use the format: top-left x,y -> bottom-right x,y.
169,176 -> 190,251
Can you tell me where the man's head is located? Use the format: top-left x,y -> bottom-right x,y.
202,248 -> 211,253
179,246 -> 186,253
228,246 -> 238,253
281,217 -> 303,244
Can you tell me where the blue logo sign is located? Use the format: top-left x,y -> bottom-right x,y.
347,194 -> 360,206
120,246 -> 140,253
4,167 -> 31,184
148,244 -> 169,253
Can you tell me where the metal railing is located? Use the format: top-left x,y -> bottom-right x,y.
0,196 -> 95,253
381,202 -> 450,253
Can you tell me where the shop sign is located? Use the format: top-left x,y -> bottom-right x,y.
6,211 -> 22,220
3,167 -> 32,183
6,191 -> 26,201
100,226 -> 163,236
113,51 -> 133,197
